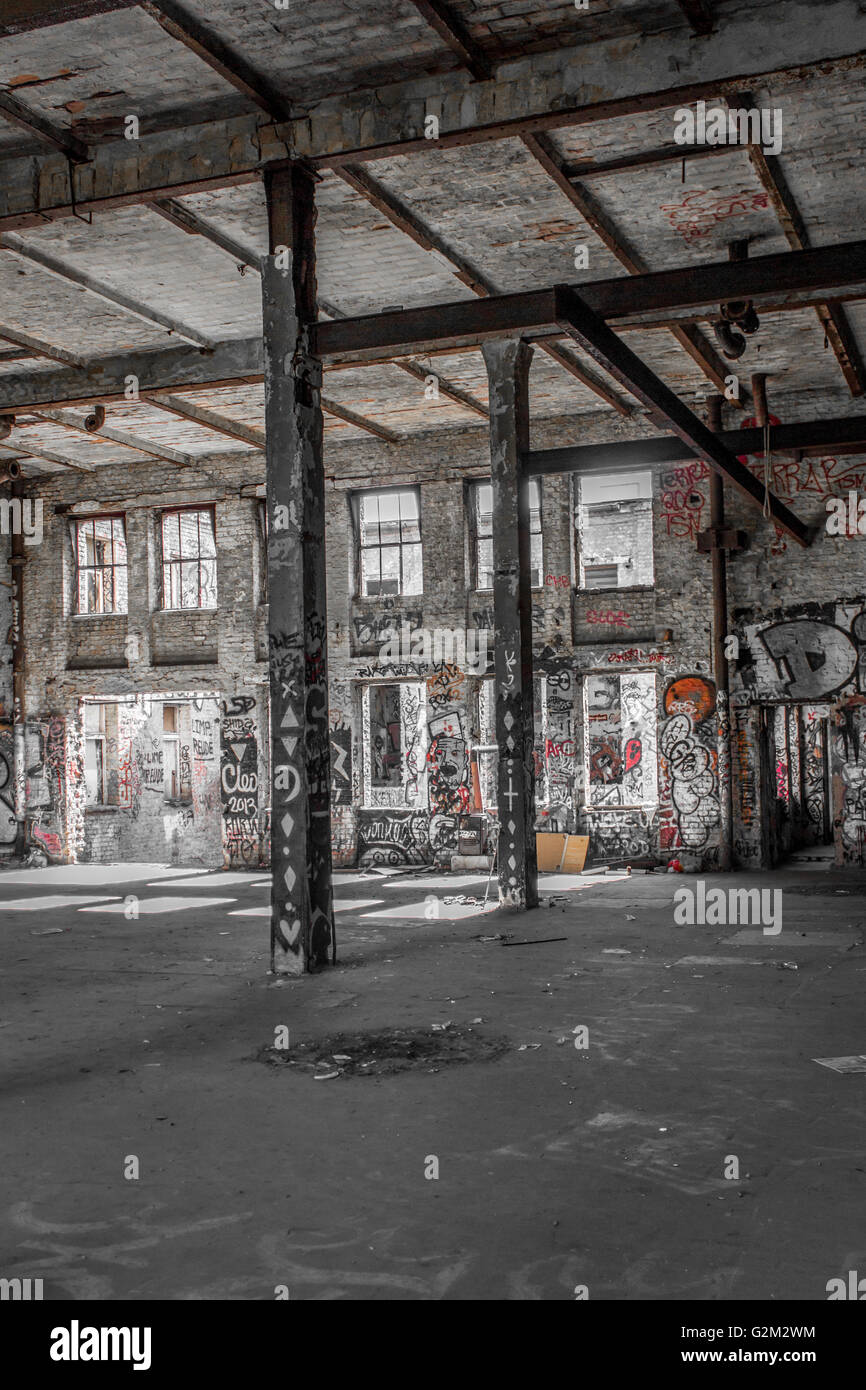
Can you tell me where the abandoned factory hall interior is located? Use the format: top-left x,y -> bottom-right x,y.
3,0 -> 866,1325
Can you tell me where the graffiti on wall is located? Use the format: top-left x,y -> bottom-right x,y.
660,676 -> 720,852
221,697 -> 259,867
584,805 -> 657,861
660,460 -> 710,541
330,724 -> 352,807
542,665 -> 576,831
357,809 -> 429,866
426,709 -> 470,815
738,606 -> 866,702
0,723 -> 16,845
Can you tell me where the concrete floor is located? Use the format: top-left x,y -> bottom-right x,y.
1,859 -> 865,1301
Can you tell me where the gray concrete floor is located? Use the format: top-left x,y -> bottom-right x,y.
1,859 -> 865,1300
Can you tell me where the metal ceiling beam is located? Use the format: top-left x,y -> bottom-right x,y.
139,2 -> 295,122
407,0 -> 493,80
0,336 -> 265,412
675,0 -> 714,34
333,163 -> 492,298
524,413 -> 866,475
320,397 -> 401,442
554,283 -> 810,545
521,130 -> 745,406
384,356 -> 489,418
3,241 -> 866,410
562,142 -> 736,182
32,407 -> 196,466
151,197 -> 490,420
314,241 -> 866,361
334,162 -> 632,415
732,90 -> 866,398
0,32 -> 863,227
0,89 -> 89,161
0,231 -> 213,348
148,198 -> 262,270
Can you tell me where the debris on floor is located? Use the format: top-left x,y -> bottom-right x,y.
813,1055 -> 866,1073
256,1026 -> 511,1077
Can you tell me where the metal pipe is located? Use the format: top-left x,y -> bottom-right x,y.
10,475 -> 26,857
707,395 -> 733,870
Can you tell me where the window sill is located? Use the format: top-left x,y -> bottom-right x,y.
71,611 -> 128,621
158,607 -> 218,615
164,797 -> 193,809
84,804 -> 120,814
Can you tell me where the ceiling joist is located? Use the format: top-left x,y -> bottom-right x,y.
407,0 -> 493,81
0,231 -> 213,348
554,284 -> 810,545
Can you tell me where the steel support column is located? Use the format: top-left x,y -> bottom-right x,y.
263,165 -> 335,974
707,396 -> 733,870
482,338 -> 538,909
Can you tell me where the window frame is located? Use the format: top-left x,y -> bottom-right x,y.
84,703 -> 107,806
367,683 -> 404,789
162,703 -> 191,803
353,486 -> 422,598
160,505 -> 218,611
575,469 -> 654,592
470,478 -> 543,590
73,513 -> 128,616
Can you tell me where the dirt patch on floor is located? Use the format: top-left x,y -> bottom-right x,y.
255,1025 -> 511,1078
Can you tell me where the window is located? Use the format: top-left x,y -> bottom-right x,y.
162,703 -> 191,802
472,479 -> 542,589
577,470 -> 654,589
161,507 -> 217,610
356,488 -> 421,596
74,515 -> 128,615
368,685 -> 403,786
84,703 -> 107,805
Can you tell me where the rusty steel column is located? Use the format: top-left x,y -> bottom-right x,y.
262,164 -> 335,974
707,394 -> 733,870
481,338 -> 538,909
10,474 -> 26,858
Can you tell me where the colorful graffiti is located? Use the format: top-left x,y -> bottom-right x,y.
661,676 -> 719,852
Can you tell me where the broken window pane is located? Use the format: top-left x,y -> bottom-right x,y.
75,515 -> 128,615
161,508 -> 218,609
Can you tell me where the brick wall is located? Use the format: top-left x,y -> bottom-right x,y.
10,396 -> 866,873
